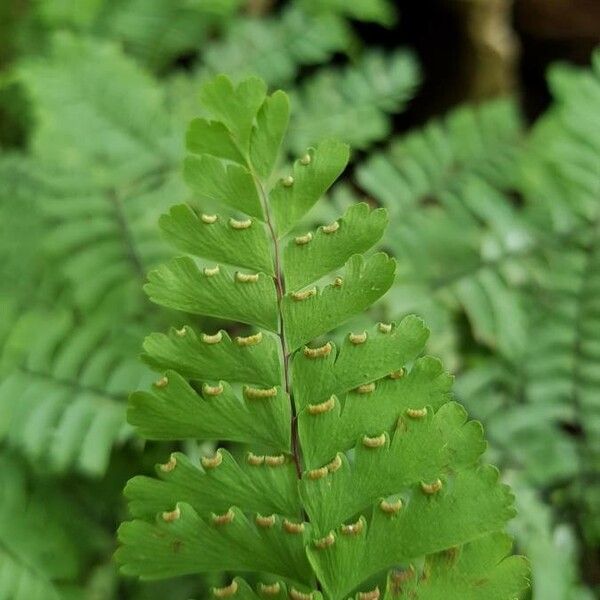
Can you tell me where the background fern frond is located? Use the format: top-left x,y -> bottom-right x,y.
0,452 -> 111,599
355,100 -> 529,364
288,50 -> 421,153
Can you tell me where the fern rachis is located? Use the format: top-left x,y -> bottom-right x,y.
116,74 -> 528,599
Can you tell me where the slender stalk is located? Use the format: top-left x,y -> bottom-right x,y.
254,176 -> 303,480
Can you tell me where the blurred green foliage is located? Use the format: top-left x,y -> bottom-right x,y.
0,0 -> 598,597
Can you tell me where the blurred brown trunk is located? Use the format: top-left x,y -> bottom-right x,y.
458,0 -> 520,99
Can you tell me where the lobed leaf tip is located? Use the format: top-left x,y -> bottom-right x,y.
175,326 -> 188,337
299,153 -> 311,166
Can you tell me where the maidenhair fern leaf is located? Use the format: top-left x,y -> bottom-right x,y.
116,74 -> 527,598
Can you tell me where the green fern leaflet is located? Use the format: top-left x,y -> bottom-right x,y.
116,75 -> 529,599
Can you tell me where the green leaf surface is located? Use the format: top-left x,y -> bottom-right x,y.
383,533 -> 530,600
159,204 -> 274,274
300,402 -> 485,534
129,371 -> 290,450
183,154 -> 264,220
283,254 -> 395,350
142,326 -> 281,386
145,257 -> 279,330
292,316 -> 430,410
271,139 -> 349,235
186,118 -> 246,165
126,450 -> 300,521
117,505 -> 312,583
250,91 -> 291,179
198,75 -> 267,153
299,357 -> 453,468
284,203 -> 388,289
308,467 -> 516,599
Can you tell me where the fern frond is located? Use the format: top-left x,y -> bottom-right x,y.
199,5 -> 352,86
288,50 -> 421,153
518,50 -> 600,544
0,452 -> 109,599
32,0 -> 244,72
17,35 -> 183,313
355,100 -> 529,362
357,98 -> 521,215
117,74 -> 526,598
525,237 -> 600,542
0,307 -> 150,476
510,480 -> 594,600
521,50 -> 600,228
